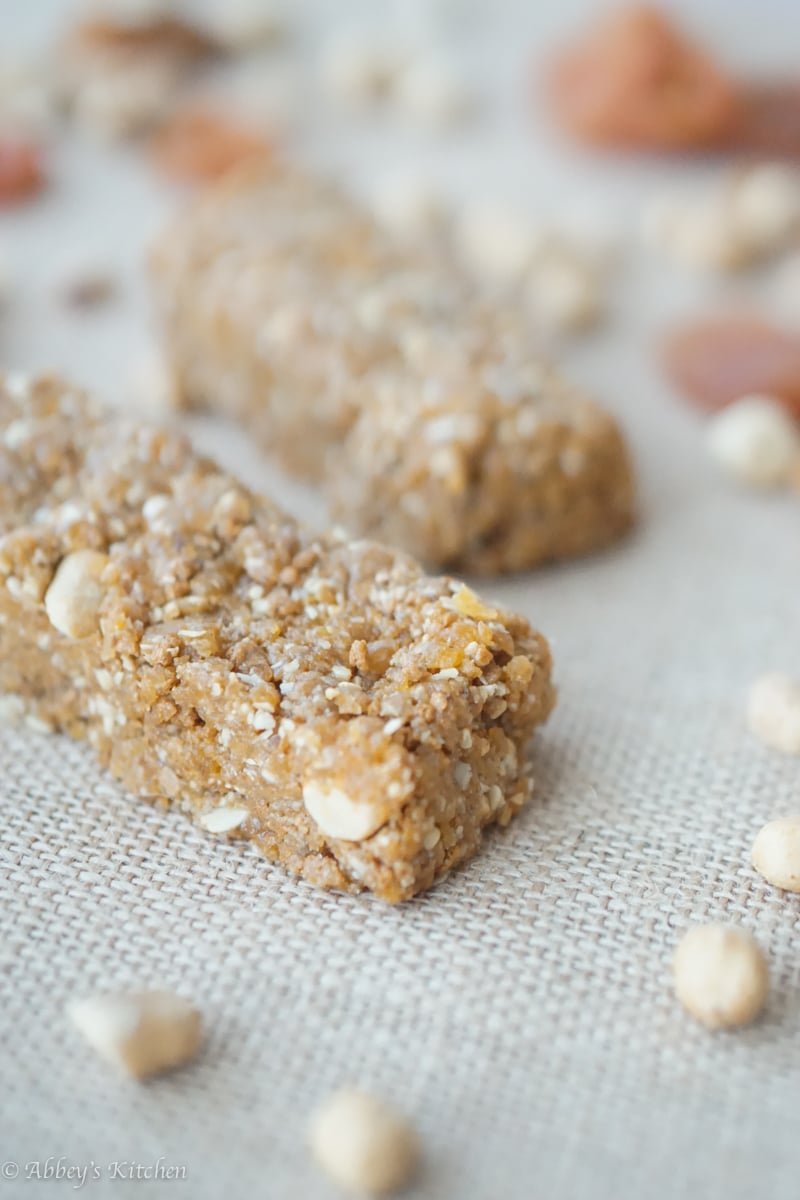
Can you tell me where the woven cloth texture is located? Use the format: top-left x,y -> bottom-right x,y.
4,2 -> 800,1197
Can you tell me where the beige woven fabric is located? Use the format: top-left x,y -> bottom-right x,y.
4,2 -> 800,1196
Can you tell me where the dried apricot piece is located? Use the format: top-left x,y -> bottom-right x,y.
546,5 -> 738,151
150,108 -> 272,184
662,315 -> 800,419
725,83 -> 800,161
0,139 -> 45,206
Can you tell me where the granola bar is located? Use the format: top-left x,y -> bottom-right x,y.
0,375 -> 555,902
152,162 -> 634,575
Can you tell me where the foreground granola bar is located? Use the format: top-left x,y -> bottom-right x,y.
0,375 -> 555,901
152,162 -> 634,575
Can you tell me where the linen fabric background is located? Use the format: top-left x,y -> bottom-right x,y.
2,1 -> 800,1196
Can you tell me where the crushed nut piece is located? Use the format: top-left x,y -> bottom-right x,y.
198,805 -> 249,833
303,783 -> 387,842
44,549 -> 109,639
67,989 -> 202,1079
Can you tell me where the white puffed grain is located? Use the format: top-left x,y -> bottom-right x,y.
752,817 -> 800,892
707,395 -> 800,487
747,672 -> 800,754
673,925 -> 769,1030
309,1087 -> 419,1195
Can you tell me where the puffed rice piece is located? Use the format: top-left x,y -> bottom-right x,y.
706,395 -> 800,487
747,673 -> 800,754
673,925 -> 769,1030
309,1087 -> 419,1196
752,817 -> 800,892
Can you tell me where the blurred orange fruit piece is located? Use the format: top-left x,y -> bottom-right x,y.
547,5 -> 738,151
662,315 -> 800,419
726,83 -> 800,161
0,139 -> 45,205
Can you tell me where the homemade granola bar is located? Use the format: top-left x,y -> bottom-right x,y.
152,162 -> 634,575
0,375 -> 555,901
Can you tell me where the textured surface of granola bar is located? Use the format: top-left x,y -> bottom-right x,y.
152,162 -> 634,575
0,374 -> 555,901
